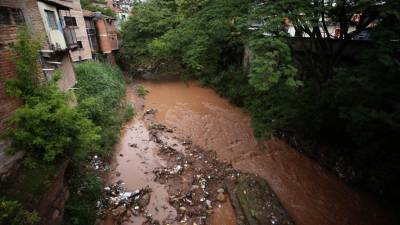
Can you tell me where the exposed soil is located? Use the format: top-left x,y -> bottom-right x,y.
102,79 -> 395,225
140,79 -> 395,225
101,83 -> 294,225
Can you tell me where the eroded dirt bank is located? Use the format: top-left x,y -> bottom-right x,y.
103,79 -> 394,225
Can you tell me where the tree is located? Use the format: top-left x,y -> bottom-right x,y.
251,0 -> 387,88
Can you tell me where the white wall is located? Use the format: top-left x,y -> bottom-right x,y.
37,1 -> 67,50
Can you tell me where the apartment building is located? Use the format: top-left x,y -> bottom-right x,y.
83,10 -> 118,64
0,0 -> 78,131
59,0 -> 93,61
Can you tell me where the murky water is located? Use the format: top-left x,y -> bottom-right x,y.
139,79 -> 395,225
105,88 -> 177,225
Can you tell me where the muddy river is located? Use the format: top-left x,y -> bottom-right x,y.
107,79 -> 394,225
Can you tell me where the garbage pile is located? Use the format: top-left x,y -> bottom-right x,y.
88,155 -> 109,172
147,121 -> 240,225
98,180 -> 152,221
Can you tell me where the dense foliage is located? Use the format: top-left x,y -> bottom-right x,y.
63,61 -> 130,225
0,199 -> 39,225
5,28 -> 100,165
63,169 -> 103,225
80,0 -> 115,17
121,0 -> 400,209
1,27 -> 101,224
74,61 -> 128,155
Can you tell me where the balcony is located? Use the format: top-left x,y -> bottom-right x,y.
63,27 -> 78,49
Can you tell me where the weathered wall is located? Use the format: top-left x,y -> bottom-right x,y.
96,18 -> 118,53
0,49 -> 21,132
0,0 -> 47,132
36,162 -> 70,225
37,1 -> 67,50
57,53 -> 77,91
60,0 -> 92,61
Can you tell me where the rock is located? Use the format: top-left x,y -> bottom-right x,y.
179,206 -> 187,212
52,209 -> 60,220
112,205 -> 127,217
137,192 -> 151,208
217,193 -> 226,202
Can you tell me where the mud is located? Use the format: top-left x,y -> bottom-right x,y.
140,79 -> 395,225
146,117 -> 293,225
103,82 -> 295,225
103,79 -> 395,225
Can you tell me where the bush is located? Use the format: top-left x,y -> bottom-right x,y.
124,103 -> 135,122
0,199 -> 40,225
75,61 -> 127,155
135,84 -> 148,97
5,28 -> 100,164
6,82 -> 100,163
63,168 -> 103,225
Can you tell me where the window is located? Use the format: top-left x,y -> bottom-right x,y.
0,7 -> 11,25
77,41 -> 83,49
0,6 -> 24,25
45,10 -> 58,30
64,16 -> 77,27
10,8 -> 24,24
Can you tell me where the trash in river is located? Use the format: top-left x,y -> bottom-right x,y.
145,108 -> 158,115
129,143 -> 138,148
98,180 -> 152,222
88,155 -> 109,172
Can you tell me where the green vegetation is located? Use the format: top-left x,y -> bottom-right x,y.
74,61 -> 128,155
121,0 -> 400,209
63,61 -> 130,224
135,84 -> 148,97
0,199 -> 39,225
124,103 -> 135,121
1,27 -> 101,224
63,169 -> 103,225
80,0 -> 115,18
5,28 -> 100,164
2,29 -> 131,224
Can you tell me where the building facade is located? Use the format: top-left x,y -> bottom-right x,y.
59,0 -> 93,62
83,10 -> 119,64
0,0 -> 77,131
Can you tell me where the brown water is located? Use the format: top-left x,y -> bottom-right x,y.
106,88 -> 177,225
138,79 -> 395,225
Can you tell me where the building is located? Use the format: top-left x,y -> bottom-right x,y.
59,0 -> 93,62
83,10 -> 99,55
0,0 -> 78,131
83,10 -> 119,64
112,0 -> 133,29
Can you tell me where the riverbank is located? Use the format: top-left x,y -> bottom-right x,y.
144,79 -> 396,225
102,78 -> 395,225
101,83 -> 294,225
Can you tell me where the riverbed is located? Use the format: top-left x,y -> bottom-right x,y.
106,79 -> 394,225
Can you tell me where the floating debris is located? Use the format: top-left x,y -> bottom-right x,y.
88,155 -> 109,171
98,181 -> 152,223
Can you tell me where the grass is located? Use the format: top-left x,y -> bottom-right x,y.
135,84 -> 149,97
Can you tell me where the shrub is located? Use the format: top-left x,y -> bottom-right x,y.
124,103 -> 135,122
0,199 -> 39,225
75,61 -> 127,154
4,29 -> 100,164
63,168 -> 103,225
135,84 -> 148,97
